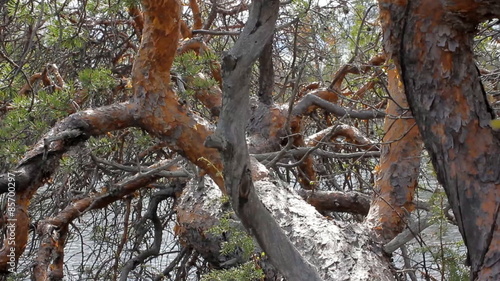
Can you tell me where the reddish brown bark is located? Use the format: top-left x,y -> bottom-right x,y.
290,89 -> 339,189
290,88 -> 384,189
177,38 -> 223,87
328,53 -> 385,93
189,0 -> 203,30
349,78 -> 377,100
0,104 -> 136,272
364,67 -> 422,242
131,0 -> 223,189
379,0 -> 500,278
128,4 -> 144,38
361,54 -> 386,73
176,39 -> 223,114
18,73 -> 42,95
180,20 -> 193,39
31,160 -> 179,279
18,64 -> 64,96
33,223 -> 67,281
0,0 -> 226,271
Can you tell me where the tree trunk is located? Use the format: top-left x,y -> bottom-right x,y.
365,67 -> 423,243
178,159 -> 396,280
378,0 -> 500,279
205,1 -> 324,279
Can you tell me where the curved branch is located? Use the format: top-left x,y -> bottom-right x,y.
252,148 -> 380,163
26,159 -> 180,277
132,1 -> 224,188
206,0 -> 323,279
120,188 -> 177,280
0,0 -> 225,273
292,93 -> 385,119
306,123 -> 379,151
189,0 -> 203,30
128,4 -> 144,39
364,68 -> 423,242
0,103 -> 136,195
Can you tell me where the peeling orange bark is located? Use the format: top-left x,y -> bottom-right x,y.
329,64 -> 359,91
189,0 -> 203,30
131,0 -> 224,188
176,40 -> 223,114
1,0 -> 227,272
290,89 -> 339,189
364,67 -> 422,242
0,189 -> 33,272
295,89 -> 339,114
248,105 -> 287,155
361,54 -> 386,72
0,103 -> 136,272
379,0 -> 500,277
18,72 -> 42,95
193,83 -> 222,117
289,116 -> 315,189
180,20 -> 193,39
33,223 -> 67,281
128,4 -> 144,39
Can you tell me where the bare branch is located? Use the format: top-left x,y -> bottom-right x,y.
292,93 -> 385,119
297,189 -> 371,215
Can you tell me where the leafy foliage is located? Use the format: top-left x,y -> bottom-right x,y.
201,261 -> 264,281
204,211 -> 264,280
172,51 -> 219,99
0,89 -> 72,168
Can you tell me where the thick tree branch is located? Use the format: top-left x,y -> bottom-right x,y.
292,93 -> 385,119
206,0 -> 323,279
0,0 -> 225,270
132,0 -> 224,188
297,189 -> 371,215
379,0 -> 500,277
364,67 -> 423,243
0,103 -> 136,195
24,159 -> 180,277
